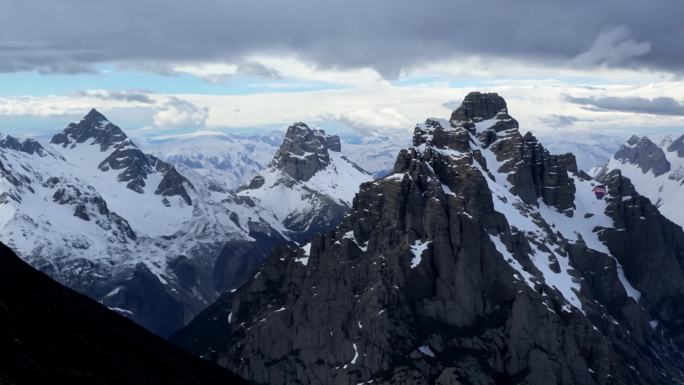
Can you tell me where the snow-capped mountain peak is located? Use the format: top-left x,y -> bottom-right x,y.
238,122 -> 372,242
51,108 -> 127,151
269,122 -> 343,181
50,110 -> 194,207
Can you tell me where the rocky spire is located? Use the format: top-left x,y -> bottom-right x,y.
449,91 -> 519,135
614,135 -> 671,176
269,122 -> 342,181
51,109 -> 128,151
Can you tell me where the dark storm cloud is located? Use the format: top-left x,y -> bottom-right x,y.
566,95 -> 684,116
1,0 -> 682,77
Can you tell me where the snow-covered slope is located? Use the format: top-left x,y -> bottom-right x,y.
339,135 -> 409,178
237,122 -> 373,242
593,134 -> 684,227
0,110 -> 286,337
142,131 -> 282,191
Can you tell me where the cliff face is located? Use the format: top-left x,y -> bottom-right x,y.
174,93 -> 684,385
593,133 -> 684,228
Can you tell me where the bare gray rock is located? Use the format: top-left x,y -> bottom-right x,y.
613,135 -> 671,176
174,93 -> 684,385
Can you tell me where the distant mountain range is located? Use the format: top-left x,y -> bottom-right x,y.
141,129 -> 405,192
0,111 -> 372,337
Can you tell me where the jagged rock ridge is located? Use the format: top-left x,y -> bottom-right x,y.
0,110 -> 289,337
174,92 -> 684,385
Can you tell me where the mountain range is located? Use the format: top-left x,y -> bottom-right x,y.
0,111 -> 372,337
173,92 -> 684,385
3,92 -> 684,385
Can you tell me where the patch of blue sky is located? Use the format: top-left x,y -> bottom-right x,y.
0,66 -> 349,97
0,115 -> 75,137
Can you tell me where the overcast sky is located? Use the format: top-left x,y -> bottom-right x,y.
1,0 -> 683,139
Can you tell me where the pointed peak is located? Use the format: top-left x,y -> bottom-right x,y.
51,109 -> 128,151
83,108 -> 109,124
626,135 -> 642,145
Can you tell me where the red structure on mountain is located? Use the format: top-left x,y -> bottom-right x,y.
592,185 -> 607,199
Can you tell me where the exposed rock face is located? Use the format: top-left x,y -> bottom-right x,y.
450,91 -> 519,134
598,170 -> 684,345
592,133 -> 684,228
51,109 -> 128,151
613,135 -> 671,176
490,129 -> 576,212
0,242 -> 246,385
270,122 -> 342,181
667,134 -> 684,157
174,93 -> 684,385
237,122 -> 372,243
0,134 -> 47,156
52,109 -> 195,204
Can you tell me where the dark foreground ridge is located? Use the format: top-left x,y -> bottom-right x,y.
0,242 -> 246,385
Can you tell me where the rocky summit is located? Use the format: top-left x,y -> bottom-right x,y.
237,122 -> 372,243
51,109 -> 194,203
174,92 -> 684,385
270,122 -> 342,181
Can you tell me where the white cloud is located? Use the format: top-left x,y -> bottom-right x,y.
151,97 -> 209,129
173,63 -> 240,82
1,77 -> 684,140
